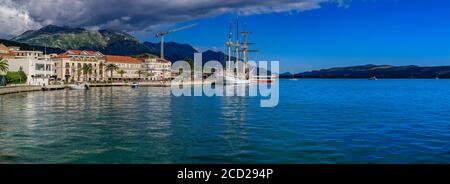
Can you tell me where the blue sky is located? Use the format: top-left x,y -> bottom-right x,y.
135,0 -> 450,73
4,0 -> 450,73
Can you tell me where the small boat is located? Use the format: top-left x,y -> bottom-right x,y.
289,74 -> 299,81
131,82 -> 139,88
68,83 -> 89,90
369,76 -> 378,80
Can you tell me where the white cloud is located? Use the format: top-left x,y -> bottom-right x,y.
0,0 -> 41,38
0,0 -> 343,38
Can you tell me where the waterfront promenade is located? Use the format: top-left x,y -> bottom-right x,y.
0,85 -> 42,95
0,81 -> 214,95
0,83 -> 170,95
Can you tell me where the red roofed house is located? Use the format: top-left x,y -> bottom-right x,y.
104,55 -> 144,80
52,50 -> 105,82
0,44 -> 11,58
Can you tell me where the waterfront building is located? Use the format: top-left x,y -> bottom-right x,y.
52,50 -> 105,82
7,49 -> 56,85
11,50 -> 44,60
142,57 -> 172,80
0,44 -> 9,55
104,55 -> 144,80
0,44 -> 14,59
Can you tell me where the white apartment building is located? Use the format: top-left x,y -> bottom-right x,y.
142,58 -> 172,81
8,50 -> 56,85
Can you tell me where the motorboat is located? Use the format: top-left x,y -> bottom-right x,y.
68,82 -> 89,90
368,76 -> 378,80
289,74 -> 299,81
131,82 -> 139,88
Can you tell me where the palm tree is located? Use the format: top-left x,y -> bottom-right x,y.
99,61 -> 104,80
117,70 -> 125,80
105,63 -> 119,81
0,57 -> 9,75
81,64 -> 93,82
76,69 -> 81,82
136,70 -> 145,80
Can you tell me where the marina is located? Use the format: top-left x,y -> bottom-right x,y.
1,79 -> 450,163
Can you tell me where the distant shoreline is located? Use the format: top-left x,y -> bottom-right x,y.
279,77 -> 449,79
280,64 -> 450,79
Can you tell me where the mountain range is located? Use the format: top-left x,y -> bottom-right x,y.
7,25 -> 230,65
280,64 -> 450,79
7,25 -> 449,79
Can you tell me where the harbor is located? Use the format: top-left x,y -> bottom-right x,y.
2,79 -> 450,163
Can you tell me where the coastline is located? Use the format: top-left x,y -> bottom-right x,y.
0,81 -> 216,95
0,85 -> 42,95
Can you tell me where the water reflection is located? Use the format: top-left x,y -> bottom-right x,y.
0,87 -> 173,163
1,80 -> 450,163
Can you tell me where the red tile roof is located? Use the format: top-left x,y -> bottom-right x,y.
104,55 -> 143,64
66,50 -> 100,55
52,53 -> 70,59
156,58 -> 171,63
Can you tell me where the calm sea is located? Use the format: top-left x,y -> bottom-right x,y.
1,79 -> 450,163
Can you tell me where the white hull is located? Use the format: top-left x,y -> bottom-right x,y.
131,83 -> 139,88
68,84 -> 89,90
224,75 -> 250,84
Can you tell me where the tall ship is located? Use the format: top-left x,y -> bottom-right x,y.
222,17 -> 274,84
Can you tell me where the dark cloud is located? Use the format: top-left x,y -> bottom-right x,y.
0,0 -> 340,38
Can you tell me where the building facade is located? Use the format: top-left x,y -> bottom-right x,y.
0,44 -> 14,59
0,44 -> 9,55
104,55 -> 144,80
52,50 -> 105,82
142,58 -> 172,81
7,49 -> 55,85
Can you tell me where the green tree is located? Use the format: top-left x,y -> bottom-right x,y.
136,70 -> 145,79
76,69 -> 81,81
184,57 -> 195,79
0,57 -> 8,75
184,57 -> 194,70
99,61 -> 104,80
5,71 -> 27,84
105,63 -> 119,81
117,69 -> 125,79
81,64 -> 93,82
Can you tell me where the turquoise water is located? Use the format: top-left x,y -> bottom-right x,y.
1,79 -> 450,163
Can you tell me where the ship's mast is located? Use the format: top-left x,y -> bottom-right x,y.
242,32 -> 248,78
234,16 -> 240,77
226,19 -> 233,71
241,29 -> 257,79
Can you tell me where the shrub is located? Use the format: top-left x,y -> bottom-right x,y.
5,71 -> 27,84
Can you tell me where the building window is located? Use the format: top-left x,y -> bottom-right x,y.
46,64 -> 52,71
35,64 -> 45,71
65,63 -> 70,68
